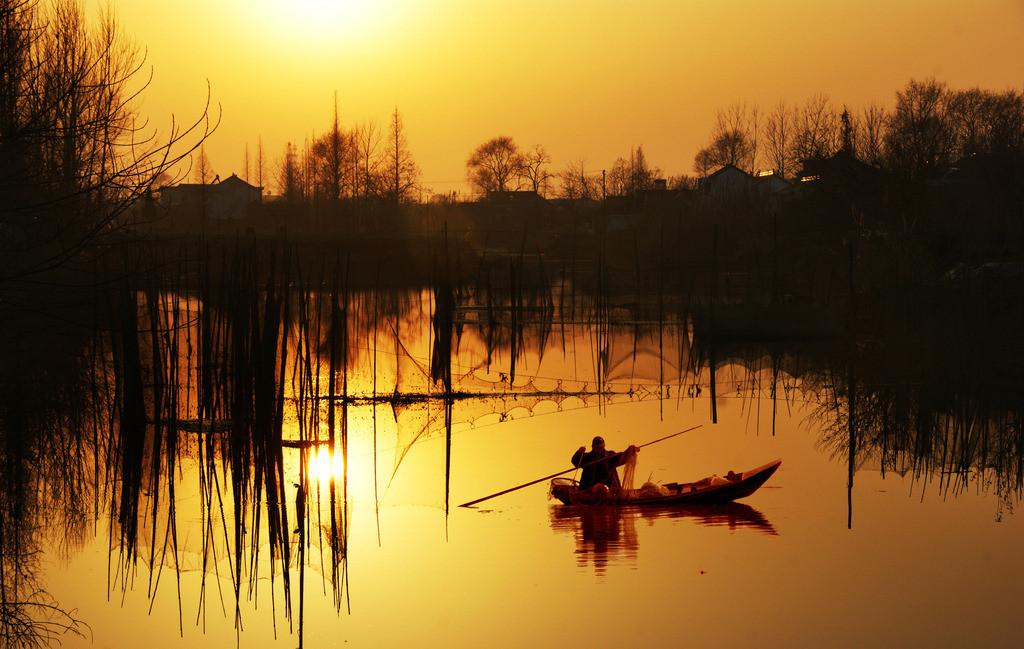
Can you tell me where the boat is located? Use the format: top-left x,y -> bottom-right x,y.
549,459 -> 782,506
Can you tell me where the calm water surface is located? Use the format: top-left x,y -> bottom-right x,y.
3,250 -> 1020,649
37,312 -> 1024,649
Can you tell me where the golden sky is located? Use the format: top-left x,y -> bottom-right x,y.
102,0 -> 1024,193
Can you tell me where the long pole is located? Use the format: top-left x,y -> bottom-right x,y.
458,425 -> 703,508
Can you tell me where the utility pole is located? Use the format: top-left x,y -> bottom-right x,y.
601,169 -> 606,200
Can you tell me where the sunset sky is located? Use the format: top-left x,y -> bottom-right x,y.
103,0 -> 1024,193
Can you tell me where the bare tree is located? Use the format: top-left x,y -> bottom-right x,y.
884,79 -> 954,179
791,94 -> 839,163
257,136 -> 265,189
607,146 -> 659,196
311,94 -> 345,204
193,146 -> 213,184
386,108 -> 419,203
557,159 -> 599,200
857,104 -> 888,166
667,174 -> 698,190
839,106 -> 856,155
193,145 -> 213,222
696,130 -> 752,172
693,147 -> 716,178
607,157 -> 629,195
748,105 -> 761,172
354,121 -> 382,199
302,136 -> 315,200
278,141 -> 301,202
517,144 -> 552,195
303,100 -> 348,205
0,0 -> 216,282
974,89 -> 1024,161
948,88 -> 991,158
942,86 -> 1023,161
467,136 -> 523,194
714,103 -> 759,171
764,101 -> 795,177
344,128 -> 359,198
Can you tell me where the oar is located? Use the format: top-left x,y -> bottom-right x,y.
458,424 -> 703,508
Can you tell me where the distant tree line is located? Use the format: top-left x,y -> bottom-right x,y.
457,78 -> 1023,204
208,77 -> 1024,210
235,100 -> 420,207
464,137 -> 681,200
693,79 -> 1024,183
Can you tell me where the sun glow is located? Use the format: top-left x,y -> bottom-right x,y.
265,0 -> 379,44
308,446 -> 345,483
294,0 -> 369,23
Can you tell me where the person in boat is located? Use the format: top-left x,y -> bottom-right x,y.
571,436 -> 638,495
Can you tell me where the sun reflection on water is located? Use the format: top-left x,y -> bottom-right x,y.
308,446 -> 345,484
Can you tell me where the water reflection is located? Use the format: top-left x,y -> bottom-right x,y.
2,238 -> 1023,646
550,503 -> 777,575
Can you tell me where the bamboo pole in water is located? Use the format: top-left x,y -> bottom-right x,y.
709,224 -> 718,425
847,233 -> 857,530
372,263 -> 382,545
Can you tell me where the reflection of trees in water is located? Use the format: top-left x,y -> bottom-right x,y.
2,240 -> 1024,643
0,241 -> 721,643
807,293 -> 1024,521
813,371 -> 1024,519
1,294 -> 99,646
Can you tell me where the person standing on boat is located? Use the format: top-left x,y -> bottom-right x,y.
571,436 -> 638,494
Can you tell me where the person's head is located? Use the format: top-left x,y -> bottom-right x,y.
591,436 -> 605,452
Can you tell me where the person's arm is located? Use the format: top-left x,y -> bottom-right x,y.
615,445 -> 639,466
572,447 -> 586,467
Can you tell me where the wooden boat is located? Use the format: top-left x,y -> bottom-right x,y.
549,459 -> 781,506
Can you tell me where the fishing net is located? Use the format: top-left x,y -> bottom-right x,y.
619,450 -> 670,499
621,451 -> 637,491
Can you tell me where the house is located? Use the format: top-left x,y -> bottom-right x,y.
754,169 -> 794,196
796,150 -> 884,215
796,151 -> 882,194
160,174 -> 262,219
700,164 -> 756,198
485,189 -> 549,206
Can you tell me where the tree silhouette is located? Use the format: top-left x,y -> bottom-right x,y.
557,160 -> 599,200
0,0 -> 215,281
692,104 -> 759,174
257,137 -> 265,189
311,95 -> 346,204
278,142 -> 302,202
693,148 -> 715,178
518,144 -> 552,195
792,95 -> 839,163
467,136 -> 523,194
608,146 -> 659,195
194,146 -> 214,184
386,108 -> 419,203
856,104 -> 888,167
694,130 -> 751,173
884,79 -> 953,180
840,107 -> 855,155
354,121 -> 382,200
764,101 -> 795,177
